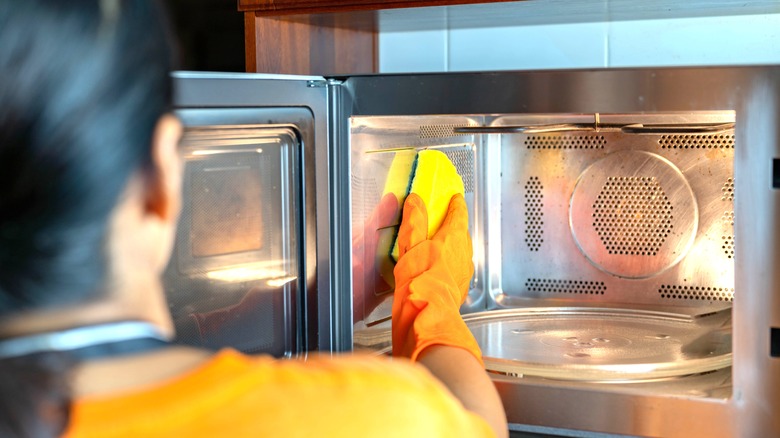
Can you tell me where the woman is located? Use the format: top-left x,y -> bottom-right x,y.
0,1 -> 507,437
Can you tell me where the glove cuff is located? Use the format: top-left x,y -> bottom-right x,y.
392,286 -> 484,367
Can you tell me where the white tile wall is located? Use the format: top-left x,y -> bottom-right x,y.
378,8 -> 448,73
378,12 -> 780,72
448,22 -> 609,72
608,14 -> 780,68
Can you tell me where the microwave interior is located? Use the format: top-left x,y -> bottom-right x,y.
351,111 -> 734,393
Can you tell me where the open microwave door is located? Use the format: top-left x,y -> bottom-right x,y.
165,72 -> 332,356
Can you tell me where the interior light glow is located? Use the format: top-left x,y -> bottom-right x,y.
206,264 -> 289,282
266,276 -> 298,287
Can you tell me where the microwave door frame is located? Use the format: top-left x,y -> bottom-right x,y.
171,72 -> 334,353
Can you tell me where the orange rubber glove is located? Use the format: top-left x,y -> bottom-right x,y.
391,193 -> 483,366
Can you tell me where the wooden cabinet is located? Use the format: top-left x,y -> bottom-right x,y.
240,0 -> 519,75
243,11 -> 376,75
238,1 -> 515,15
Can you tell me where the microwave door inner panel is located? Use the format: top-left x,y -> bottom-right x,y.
164,124 -> 300,358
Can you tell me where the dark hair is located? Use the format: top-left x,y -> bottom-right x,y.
0,0 -> 177,435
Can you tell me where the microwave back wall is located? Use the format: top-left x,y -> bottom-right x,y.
167,68 -> 780,437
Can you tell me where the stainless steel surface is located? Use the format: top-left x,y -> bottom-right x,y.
349,111 -> 735,313
172,73 -> 331,352
453,120 -> 735,135
494,373 -> 732,437
495,112 -> 733,310
341,67 -> 780,437
569,150 -> 698,279
456,123 -> 600,134
620,122 -> 735,134
348,115 -> 484,335
171,68 -> 780,437
466,308 -> 731,381
328,78 -> 356,351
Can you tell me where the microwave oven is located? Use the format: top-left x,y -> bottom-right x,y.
164,67 -> 780,437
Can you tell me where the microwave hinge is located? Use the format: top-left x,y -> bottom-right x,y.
306,79 -> 344,88
306,79 -> 328,88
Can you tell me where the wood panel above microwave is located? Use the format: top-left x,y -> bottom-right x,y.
244,12 -> 377,75
238,0 -> 519,15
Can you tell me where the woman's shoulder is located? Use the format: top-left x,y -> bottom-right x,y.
222,348 -> 453,395
67,349 -> 494,437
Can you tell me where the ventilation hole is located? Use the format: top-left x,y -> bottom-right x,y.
351,174 -> 378,224
419,124 -> 473,139
722,210 -> 735,259
526,278 -> 606,295
721,177 -> 735,201
443,149 -> 475,194
722,235 -> 735,259
659,285 -> 734,302
722,211 -> 735,226
658,133 -> 735,149
525,176 -> 544,251
592,176 -> 673,256
525,135 -> 606,149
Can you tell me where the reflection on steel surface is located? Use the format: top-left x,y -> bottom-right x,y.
341,68 -> 780,437
570,150 -> 698,279
465,308 -> 731,381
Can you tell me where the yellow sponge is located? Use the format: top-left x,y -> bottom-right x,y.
381,150 -> 417,205
390,150 -> 465,261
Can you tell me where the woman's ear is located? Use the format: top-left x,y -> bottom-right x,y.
145,114 -> 183,222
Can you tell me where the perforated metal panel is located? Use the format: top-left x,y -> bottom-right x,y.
350,173 -> 379,225
722,211 -> 735,259
525,134 -> 607,149
593,176 -> 674,257
498,112 -> 734,309
721,177 -> 735,201
443,148 -> 475,194
524,177 -> 544,251
419,124 -> 475,139
659,133 -> 735,149
350,116 -> 481,330
525,278 -> 606,296
658,285 -> 734,302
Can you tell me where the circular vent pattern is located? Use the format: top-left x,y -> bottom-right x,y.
592,177 -> 673,256
570,151 -> 697,279
524,177 -> 544,251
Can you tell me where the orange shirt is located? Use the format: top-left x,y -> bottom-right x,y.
64,349 -> 494,437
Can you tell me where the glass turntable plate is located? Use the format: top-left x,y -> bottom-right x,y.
465,307 -> 731,381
